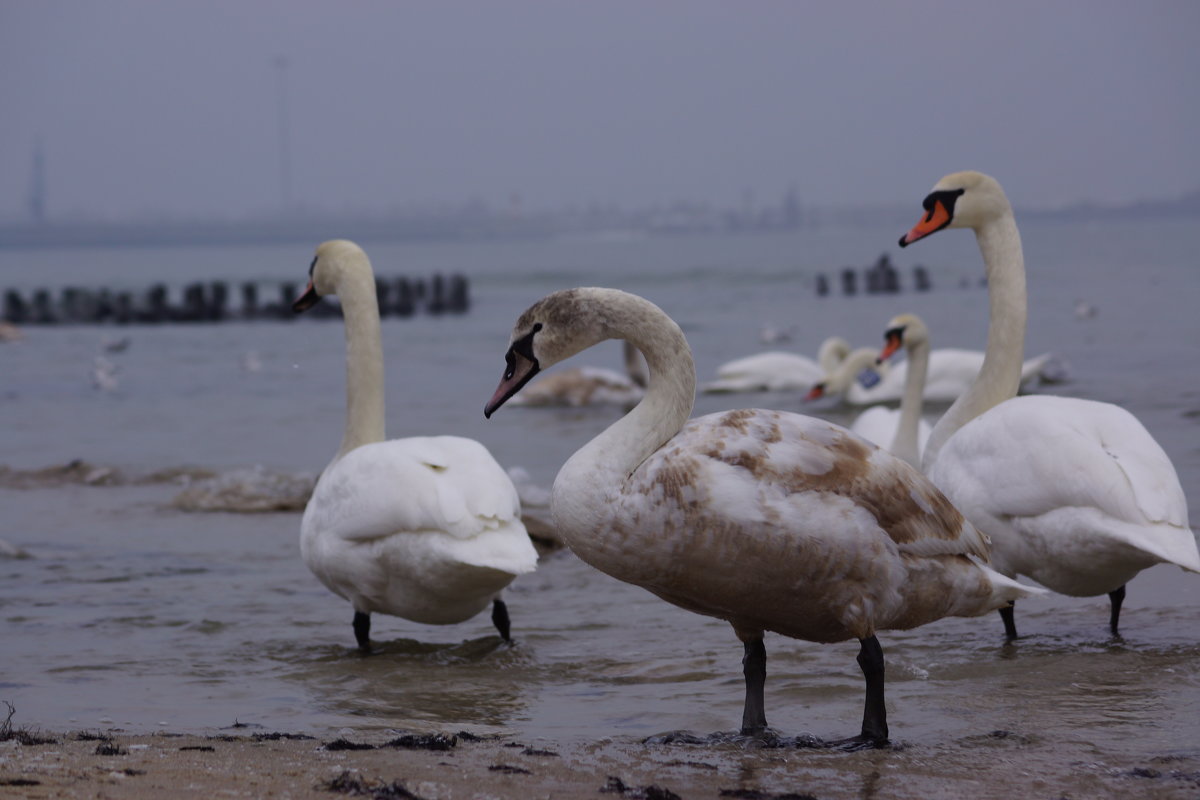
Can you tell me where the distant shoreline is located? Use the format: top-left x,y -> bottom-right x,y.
2,193 -> 1195,250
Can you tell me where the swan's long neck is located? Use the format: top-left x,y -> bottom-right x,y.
922,214 -> 1026,470
818,336 -> 852,373
553,296 -> 695,531
891,336 -> 928,468
335,270 -> 386,459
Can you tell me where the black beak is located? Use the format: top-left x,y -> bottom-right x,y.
293,281 -> 321,313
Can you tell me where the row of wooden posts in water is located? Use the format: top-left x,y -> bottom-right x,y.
1,274 -> 470,325
2,255 -> 932,326
814,254 -> 932,297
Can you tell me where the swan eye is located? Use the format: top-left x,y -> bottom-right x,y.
922,189 -> 966,222
511,326 -> 540,364
503,349 -> 516,380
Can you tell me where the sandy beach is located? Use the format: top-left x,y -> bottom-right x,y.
4,723 -> 1200,800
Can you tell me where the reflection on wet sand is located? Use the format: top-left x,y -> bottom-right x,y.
270,635 -> 534,730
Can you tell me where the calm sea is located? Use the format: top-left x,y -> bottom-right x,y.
1,220 -> 1198,794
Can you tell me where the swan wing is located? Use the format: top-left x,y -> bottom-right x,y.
933,396 -> 1187,527
642,410 -> 990,561
311,437 -> 528,548
704,352 -> 823,392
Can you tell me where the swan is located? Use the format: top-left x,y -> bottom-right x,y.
293,240 -> 538,651
509,340 -> 646,407
484,286 -> 1038,745
836,346 -> 1059,405
900,171 -> 1198,638
805,346 -> 931,466
701,336 -> 851,394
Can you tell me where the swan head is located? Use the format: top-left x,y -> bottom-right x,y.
878,313 -> 929,362
899,171 -> 1011,247
293,239 -> 370,312
485,287 -> 648,418
804,347 -> 885,401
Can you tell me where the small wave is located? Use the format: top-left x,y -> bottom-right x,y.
0,537 -> 32,559
0,460 -> 216,489
170,465 -> 316,513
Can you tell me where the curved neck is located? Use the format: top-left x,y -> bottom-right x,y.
891,336 -> 928,468
922,214 -> 1026,470
827,348 -> 881,393
817,337 -> 852,373
335,271 -> 386,458
622,339 -> 649,389
554,297 -> 695,509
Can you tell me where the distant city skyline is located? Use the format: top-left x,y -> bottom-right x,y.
2,1 -> 1198,222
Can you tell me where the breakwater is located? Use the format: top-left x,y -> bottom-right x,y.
2,274 -> 470,325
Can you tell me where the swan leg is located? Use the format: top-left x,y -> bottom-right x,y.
353,611 -> 371,652
1108,585 -> 1126,636
999,602 -> 1018,640
740,637 -> 768,735
491,598 -> 512,642
856,636 -> 888,745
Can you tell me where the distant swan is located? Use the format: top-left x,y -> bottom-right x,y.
509,340 -> 646,407
901,171 -> 1198,638
294,240 -> 538,651
701,336 -> 851,394
840,347 -> 1059,405
806,346 -> 931,466
485,286 -> 1037,746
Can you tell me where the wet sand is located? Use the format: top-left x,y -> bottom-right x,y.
3,725 -> 1199,799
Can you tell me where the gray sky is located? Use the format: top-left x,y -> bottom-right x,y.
1,0 -> 1198,221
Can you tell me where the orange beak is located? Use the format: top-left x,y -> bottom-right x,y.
803,384 -> 825,402
879,331 -> 903,362
899,199 -> 952,247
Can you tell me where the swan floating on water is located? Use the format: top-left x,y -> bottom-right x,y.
702,336 -> 852,394
900,171 -> 1198,638
485,286 -> 1037,746
293,240 -> 538,651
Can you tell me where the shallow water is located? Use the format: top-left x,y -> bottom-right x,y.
2,221 -> 1199,794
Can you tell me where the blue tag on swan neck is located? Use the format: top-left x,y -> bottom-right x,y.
856,368 -> 882,389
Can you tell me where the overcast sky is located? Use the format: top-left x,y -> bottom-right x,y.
1,1 -> 1197,221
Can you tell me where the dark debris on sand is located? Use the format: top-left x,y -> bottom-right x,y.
322,733 -> 459,752
719,790 -> 820,800
384,733 -> 458,751
324,738 -> 380,752
488,764 -> 533,775
601,775 -> 683,800
320,769 -> 426,799
0,702 -> 58,746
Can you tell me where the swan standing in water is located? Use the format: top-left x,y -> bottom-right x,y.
701,336 -> 851,394
293,240 -> 538,651
484,286 -> 1038,745
900,171 -> 1198,638
509,340 -> 646,407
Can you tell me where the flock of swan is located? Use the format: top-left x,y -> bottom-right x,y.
293,171 -> 1197,748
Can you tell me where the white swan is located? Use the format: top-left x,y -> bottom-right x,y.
808,346 -> 931,465
804,348 -> 930,463
863,314 -> 939,468
900,171 -> 1198,638
293,240 -> 538,650
839,347 -> 1059,405
509,340 -> 646,407
701,336 -> 851,394
484,287 -> 1038,745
